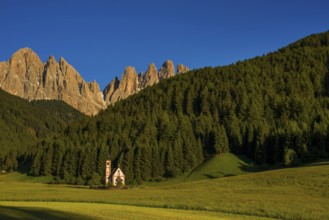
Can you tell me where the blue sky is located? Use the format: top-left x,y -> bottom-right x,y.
0,0 -> 328,89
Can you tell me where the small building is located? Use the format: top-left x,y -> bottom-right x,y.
105,159 -> 111,185
111,166 -> 125,186
105,157 -> 125,186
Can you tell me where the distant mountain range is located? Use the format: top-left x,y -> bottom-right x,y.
0,48 -> 189,115
1,31 -> 329,184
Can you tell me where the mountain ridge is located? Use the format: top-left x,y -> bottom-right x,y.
1,31 -> 329,184
0,48 -> 105,115
0,48 -> 189,115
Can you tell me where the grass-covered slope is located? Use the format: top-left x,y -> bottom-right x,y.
186,153 -> 258,181
0,89 -> 86,171
0,164 -> 328,219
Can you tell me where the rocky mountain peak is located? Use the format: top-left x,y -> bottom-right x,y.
177,64 -> 189,74
59,57 -> 67,65
0,62 -> 9,83
102,60 -> 189,106
109,66 -> 138,104
158,60 -> 175,80
1,48 -> 188,114
0,48 -> 106,115
124,66 -> 137,76
3,48 -> 44,100
88,80 -> 100,93
59,57 -> 82,80
8,48 -> 44,75
9,47 -> 41,63
47,55 -> 57,63
103,77 -> 120,105
141,63 -> 159,88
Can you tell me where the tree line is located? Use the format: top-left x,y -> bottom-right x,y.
1,31 -> 329,185
28,31 -> 329,185
0,90 -> 85,172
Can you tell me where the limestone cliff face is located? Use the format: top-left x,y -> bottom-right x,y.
103,60 -> 189,106
103,77 -> 120,105
0,48 -> 44,100
110,66 -> 138,104
0,62 -> 9,84
177,64 -> 189,74
158,60 -> 175,80
42,56 -> 61,99
0,48 -> 189,114
0,48 -> 105,115
141,63 -> 159,88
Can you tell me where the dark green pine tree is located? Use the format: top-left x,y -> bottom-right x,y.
164,146 -> 174,177
81,145 -> 97,181
96,143 -> 108,176
214,125 -> 229,154
151,145 -> 162,177
30,149 -> 43,176
41,145 -> 53,176
51,140 -> 64,176
119,147 -> 134,184
140,147 -> 152,181
133,147 -> 142,184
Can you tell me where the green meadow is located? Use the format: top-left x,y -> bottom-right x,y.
0,155 -> 328,220
0,202 -> 271,220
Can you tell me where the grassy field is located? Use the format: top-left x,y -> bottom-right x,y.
0,170 -> 52,183
0,156 -> 328,219
0,202 -> 272,220
142,153 -> 260,187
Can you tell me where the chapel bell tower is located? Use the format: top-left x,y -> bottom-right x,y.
105,155 -> 111,185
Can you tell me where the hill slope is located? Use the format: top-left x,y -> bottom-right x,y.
186,153 -> 258,181
0,89 -> 86,171
5,30 -> 329,185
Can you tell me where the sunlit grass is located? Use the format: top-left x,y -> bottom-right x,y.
186,153 -> 258,180
143,153 -> 259,186
0,170 -> 52,183
0,202 -> 272,220
1,164 -> 328,219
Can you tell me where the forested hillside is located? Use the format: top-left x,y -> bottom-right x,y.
18,31 -> 329,184
0,89 -> 85,171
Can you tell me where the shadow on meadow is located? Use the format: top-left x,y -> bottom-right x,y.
0,206 -> 93,220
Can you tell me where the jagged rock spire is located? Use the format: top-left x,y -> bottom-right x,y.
0,48 -> 189,114
0,48 -> 106,115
